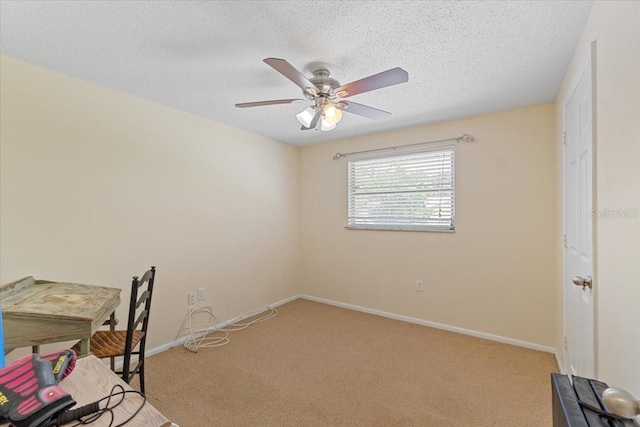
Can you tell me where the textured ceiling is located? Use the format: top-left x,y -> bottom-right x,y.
0,1 -> 592,146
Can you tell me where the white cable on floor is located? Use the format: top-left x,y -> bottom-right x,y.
182,305 -> 278,353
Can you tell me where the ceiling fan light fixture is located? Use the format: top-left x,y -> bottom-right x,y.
296,107 -> 316,127
320,116 -> 337,132
323,103 -> 343,126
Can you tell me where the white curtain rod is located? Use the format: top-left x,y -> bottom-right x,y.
332,134 -> 475,160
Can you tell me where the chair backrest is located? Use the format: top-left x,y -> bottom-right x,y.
122,266 -> 156,383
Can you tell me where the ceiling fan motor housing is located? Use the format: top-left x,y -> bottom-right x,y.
304,69 -> 341,100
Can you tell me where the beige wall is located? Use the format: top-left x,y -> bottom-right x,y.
1,56 -> 558,362
554,1 -> 640,394
0,56 -> 300,360
300,104 -> 557,347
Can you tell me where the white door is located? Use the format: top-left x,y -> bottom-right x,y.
564,62 -> 595,377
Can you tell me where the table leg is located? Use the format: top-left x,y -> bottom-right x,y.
79,338 -> 90,357
32,345 -> 40,354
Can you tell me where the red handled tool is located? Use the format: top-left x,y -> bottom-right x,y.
0,351 -> 76,427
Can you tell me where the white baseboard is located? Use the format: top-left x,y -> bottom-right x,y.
554,349 -> 565,374
123,292 -> 558,369
164,293 -> 301,354
118,293 -> 302,368
299,294 -> 557,354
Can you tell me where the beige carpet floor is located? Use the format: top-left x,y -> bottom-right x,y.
138,299 -> 558,426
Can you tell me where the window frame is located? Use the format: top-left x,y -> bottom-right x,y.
345,145 -> 456,233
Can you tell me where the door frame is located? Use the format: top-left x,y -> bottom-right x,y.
562,40 -> 598,377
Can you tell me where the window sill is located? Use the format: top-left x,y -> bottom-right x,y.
345,226 -> 455,233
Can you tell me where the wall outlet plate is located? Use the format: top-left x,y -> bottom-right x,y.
416,280 -> 423,292
198,287 -> 205,300
188,292 -> 196,305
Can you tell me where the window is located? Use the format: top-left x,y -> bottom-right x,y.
347,146 -> 455,231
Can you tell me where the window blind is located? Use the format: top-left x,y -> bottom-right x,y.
347,147 -> 455,231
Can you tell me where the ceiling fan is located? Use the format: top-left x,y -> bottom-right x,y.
235,58 -> 409,132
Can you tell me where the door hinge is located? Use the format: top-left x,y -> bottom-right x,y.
563,131 -> 567,145
564,336 -> 568,352
564,234 -> 567,249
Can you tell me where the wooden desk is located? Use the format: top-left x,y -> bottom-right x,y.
0,355 -> 172,427
0,277 -> 121,356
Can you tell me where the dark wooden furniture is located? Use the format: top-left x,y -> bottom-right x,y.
73,266 -> 156,394
0,277 -> 121,356
551,373 -> 635,426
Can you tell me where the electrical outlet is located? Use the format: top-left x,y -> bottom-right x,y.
198,287 -> 205,301
188,292 -> 196,305
416,280 -> 423,292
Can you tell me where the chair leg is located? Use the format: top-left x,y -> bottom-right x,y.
109,312 -> 116,371
139,360 -> 145,395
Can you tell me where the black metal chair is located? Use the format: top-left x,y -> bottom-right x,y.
73,266 -> 156,394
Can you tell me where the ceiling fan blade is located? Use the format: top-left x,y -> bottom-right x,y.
335,67 -> 408,98
263,58 -> 317,93
301,110 -> 321,130
235,99 -> 306,108
337,101 -> 391,121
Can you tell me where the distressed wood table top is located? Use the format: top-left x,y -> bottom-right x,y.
1,277 -> 121,355
1,278 -> 120,321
